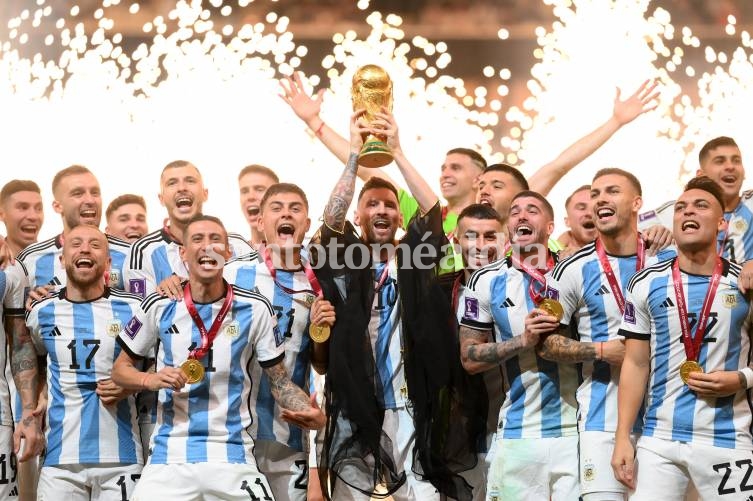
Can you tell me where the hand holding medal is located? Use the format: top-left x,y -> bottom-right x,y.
309,297 -> 336,343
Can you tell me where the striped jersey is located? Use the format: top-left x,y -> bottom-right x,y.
17,233 -> 130,290
638,190 -> 753,264
223,252 -> 312,452
547,242 -> 676,433
26,287 -> 143,466
124,229 -> 253,299
0,263 -> 29,426
620,258 -> 752,449
454,275 -> 505,452
460,258 -> 579,439
370,259 -> 406,409
117,285 -> 285,465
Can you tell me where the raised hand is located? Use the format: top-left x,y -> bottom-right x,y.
280,72 -> 325,128
613,79 -> 660,126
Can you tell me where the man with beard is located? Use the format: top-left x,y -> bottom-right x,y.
238,164 -> 280,250
125,160 -> 253,300
539,168 -> 676,501
26,225 -> 143,500
311,110 -> 479,500
613,177 -> 753,500
222,183 -> 334,501
281,73 -> 659,267
460,192 -> 579,500
105,194 -> 149,243
17,165 -> 131,290
557,185 -> 597,255
112,215 -> 324,500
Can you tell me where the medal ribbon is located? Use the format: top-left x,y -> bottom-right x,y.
595,235 -> 646,314
510,251 -> 555,304
184,281 -> 234,359
672,257 -> 723,362
451,273 -> 463,313
374,261 -> 391,291
261,246 -> 323,300
162,219 -> 183,245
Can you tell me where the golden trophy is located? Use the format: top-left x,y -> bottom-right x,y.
352,64 -> 394,168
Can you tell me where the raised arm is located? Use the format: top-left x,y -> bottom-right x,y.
528,80 -> 659,196
375,110 -> 439,213
265,362 -> 325,430
280,72 -> 394,185
8,316 -> 43,461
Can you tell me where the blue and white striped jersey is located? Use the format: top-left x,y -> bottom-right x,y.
223,252 -> 312,452
460,258 -> 578,439
117,285 -> 285,465
17,233 -> 130,290
370,259 -> 406,410
548,242 -> 676,433
639,190 -> 753,264
620,258 -> 752,450
0,263 -> 29,426
124,229 -> 253,299
26,287 -> 143,466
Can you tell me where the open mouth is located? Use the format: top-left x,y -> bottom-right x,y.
74,257 -> 94,269
681,220 -> 700,231
20,224 -> 39,234
277,223 -> 295,238
582,220 -> 596,230
373,219 -> 391,230
80,209 -> 97,219
125,230 -> 142,239
198,255 -> 218,267
246,206 -> 260,216
515,224 -> 533,237
596,207 -> 615,220
176,196 -> 193,209
720,175 -> 737,184
479,195 -> 492,206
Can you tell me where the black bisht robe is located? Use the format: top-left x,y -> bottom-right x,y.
310,203 -> 485,500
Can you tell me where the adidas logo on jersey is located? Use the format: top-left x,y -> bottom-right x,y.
8,485 -> 18,497
499,298 -> 515,308
660,297 -> 675,308
47,326 -> 62,337
47,276 -> 62,286
164,324 -> 180,335
594,285 -> 610,296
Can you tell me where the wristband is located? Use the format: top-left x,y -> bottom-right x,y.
740,367 -> 753,389
314,120 -> 325,137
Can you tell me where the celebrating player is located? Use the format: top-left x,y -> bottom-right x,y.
614,176 -> 753,499
26,225 -> 143,499
112,214 -> 324,500
105,194 -> 149,243
460,192 -> 579,500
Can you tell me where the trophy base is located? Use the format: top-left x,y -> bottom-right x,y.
359,138 -> 393,168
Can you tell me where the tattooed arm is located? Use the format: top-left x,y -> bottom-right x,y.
7,315 -> 44,461
537,329 -> 597,364
265,362 -> 325,430
322,111 -> 371,232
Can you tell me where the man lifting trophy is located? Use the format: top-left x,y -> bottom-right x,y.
352,64 -> 394,168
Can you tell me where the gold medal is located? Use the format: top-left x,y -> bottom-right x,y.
679,359 -> 703,384
309,324 -> 331,343
181,359 -> 205,384
538,298 -> 564,321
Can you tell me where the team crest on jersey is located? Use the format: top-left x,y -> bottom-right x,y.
722,293 -> 738,308
107,270 -> 120,287
583,461 -> 595,482
732,217 -> 748,234
129,279 -> 146,298
464,297 -> 479,320
107,319 -> 122,338
624,301 -> 636,324
124,317 -> 143,339
224,320 -> 241,338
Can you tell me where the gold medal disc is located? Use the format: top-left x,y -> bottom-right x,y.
309,324 -> 331,343
181,359 -> 205,384
679,359 -> 703,384
538,298 -> 564,321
